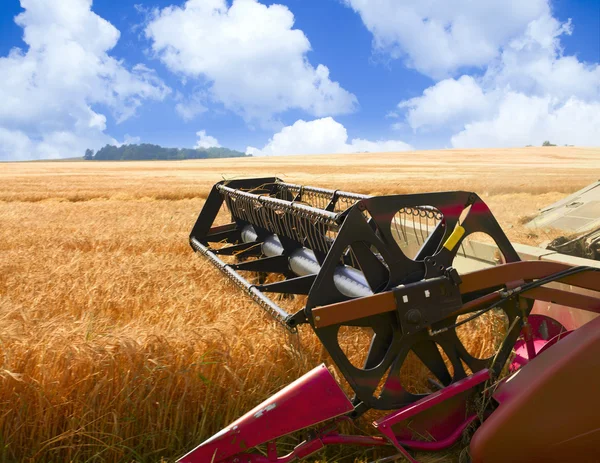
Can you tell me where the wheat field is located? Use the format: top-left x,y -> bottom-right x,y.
1,147 -> 599,462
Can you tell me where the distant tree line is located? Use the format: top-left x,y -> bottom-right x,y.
84,144 -> 247,160
525,141 -> 568,147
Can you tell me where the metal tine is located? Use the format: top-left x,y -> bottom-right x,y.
308,214 -> 318,252
283,207 -> 294,241
303,214 -> 315,250
401,209 -> 409,244
269,206 -> 280,236
219,182 -> 445,262
304,216 -> 313,249
218,184 -> 339,222
278,181 -> 368,204
217,184 -> 341,260
393,209 -> 407,246
402,209 -> 410,245
388,205 -> 448,257
319,221 -> 330,254
300,216 -> 315,249
273,206 -> 286,237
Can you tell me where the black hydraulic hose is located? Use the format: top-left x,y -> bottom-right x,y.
430,266 -> 598,335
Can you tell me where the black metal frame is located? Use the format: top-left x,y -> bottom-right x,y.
189,178 -> 530,412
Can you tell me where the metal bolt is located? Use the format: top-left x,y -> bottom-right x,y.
406,309 -> 421,324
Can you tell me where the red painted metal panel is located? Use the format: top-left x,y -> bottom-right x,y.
374,369 -> 489,429
177,364 -> 353,463
471,316 -> 600,462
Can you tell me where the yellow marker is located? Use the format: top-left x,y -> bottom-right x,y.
443,225 -> 465,251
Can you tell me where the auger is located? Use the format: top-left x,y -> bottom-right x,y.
180,177 -> 600,463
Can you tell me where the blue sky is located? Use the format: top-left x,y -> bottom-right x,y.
0,0 -> 598,160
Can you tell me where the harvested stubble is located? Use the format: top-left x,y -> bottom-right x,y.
0,147 -> 598,462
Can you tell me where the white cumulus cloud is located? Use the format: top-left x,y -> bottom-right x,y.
195,130 -> 221,149
145,0 -> 357,123
398,76 -> 491,131
344,0 -> 549,78
246,117 -> 412,156
396,11 -> 600,148
451,94 -> 600,148
0,0 -> 169,161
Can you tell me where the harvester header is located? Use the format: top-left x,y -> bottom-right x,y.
183,177 -> 600,463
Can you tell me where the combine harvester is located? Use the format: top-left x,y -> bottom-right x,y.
527,180 -> 600,261
181,178 -> 600,463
